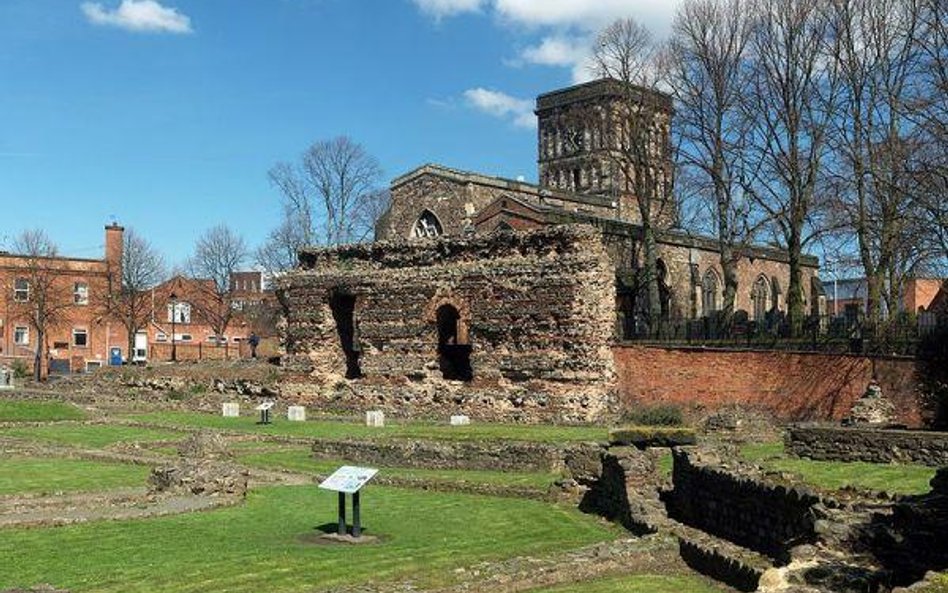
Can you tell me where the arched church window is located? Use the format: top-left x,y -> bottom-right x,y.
751,275 -> 769,321
702,269 -> 720,315
412,210 -> 443,238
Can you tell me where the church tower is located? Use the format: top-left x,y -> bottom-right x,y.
535,79 -> 677,228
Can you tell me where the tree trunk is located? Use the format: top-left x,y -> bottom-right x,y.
787,227 -> 804,337
642,222 -> 662,338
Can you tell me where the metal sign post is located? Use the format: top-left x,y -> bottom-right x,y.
319,465 -> 378,538
255,401 -> 274,425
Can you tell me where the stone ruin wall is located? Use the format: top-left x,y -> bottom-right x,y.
278,225 -> 618,423
787,424 -> 948,466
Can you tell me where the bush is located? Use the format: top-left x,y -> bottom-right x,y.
10,360 -> 29,379
620,404 -> 684,427
608,426 -> 697,448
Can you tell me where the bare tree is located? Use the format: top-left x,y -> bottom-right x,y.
744,0 -> 839,334
593,17 -> 677,337
111,228 -> 165,360
912,0 -> 948,267
669,0 -> 757,326
261,136 -> 384,273
7,230 -> 70,381
189,224 -> 248,343
827,0 -> 927,321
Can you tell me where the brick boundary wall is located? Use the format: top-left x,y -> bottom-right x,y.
786,424 -> 948,466
613,345 -> 925,426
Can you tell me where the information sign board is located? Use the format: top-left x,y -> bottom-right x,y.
318,465 -> 378,494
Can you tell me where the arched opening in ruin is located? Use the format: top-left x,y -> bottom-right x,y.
412,210 -> 443,238
329,290 -> 362,379
436,304 -> 472,381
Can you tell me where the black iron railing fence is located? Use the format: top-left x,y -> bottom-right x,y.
623,311 -> 941,356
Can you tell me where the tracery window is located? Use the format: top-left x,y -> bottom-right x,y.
411,210 -> 443,238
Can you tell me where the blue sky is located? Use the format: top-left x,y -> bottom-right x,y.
0,0 -> 680,266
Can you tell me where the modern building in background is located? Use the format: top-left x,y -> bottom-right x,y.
0,224 -> 125,374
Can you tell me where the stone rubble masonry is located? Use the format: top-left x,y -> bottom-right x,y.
278,225 -> 618,423
310,438 -> 604,474
667,447 -> 823,562
786,424 -> 948,467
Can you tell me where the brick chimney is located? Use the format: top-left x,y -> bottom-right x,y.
105,223 -> 124,279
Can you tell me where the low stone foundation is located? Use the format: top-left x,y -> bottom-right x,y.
667,447 -> 823,562
311,438 -> 603,474
786,425 -> 948,467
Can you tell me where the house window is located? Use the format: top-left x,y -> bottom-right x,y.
179,334 -> 193,342
74,282 -> 89,305
168,302 -> 191,324
155,333 -> 167,342
14,326 -> 29,346
14,278 -> 29,302
73,329 -> 88,347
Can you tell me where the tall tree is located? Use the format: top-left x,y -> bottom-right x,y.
8,230 -> 70,381
593,17 -> 677,337
828,0 -> 924,321
744,0 -> 839,334
669,0 -> 757,326
111,228 -> 165,360
260,136 -> 385,274
189,224 -> 247,344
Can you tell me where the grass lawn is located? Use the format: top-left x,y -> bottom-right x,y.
0,424 -> 183,449
0,485 -> 619,593
123,411 -> 610,443
237,446 -> 561,488
529,574 -> 725,593
742,441 -> 936,495
0,400 -> 86,423
0,456 -> 149,496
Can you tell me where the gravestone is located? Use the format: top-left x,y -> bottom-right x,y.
221,402 -> 239,417
0,366 -> 13,390
365,410 -> 385,427
450,415 -> 471,426
287,405 -> 306,421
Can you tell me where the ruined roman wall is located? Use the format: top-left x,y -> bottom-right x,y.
278,225 -> 618,423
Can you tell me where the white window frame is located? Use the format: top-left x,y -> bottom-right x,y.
14,326 -> 29,346
155,333 -> 167,342
74,282 -> 89,305
167,302 -> 191,324
72,328 -> 89,348
13,278 -> 29,302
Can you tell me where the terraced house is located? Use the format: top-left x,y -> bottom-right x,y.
0,224 -> 125,375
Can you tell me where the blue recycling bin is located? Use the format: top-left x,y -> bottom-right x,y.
109,347 -> 123,366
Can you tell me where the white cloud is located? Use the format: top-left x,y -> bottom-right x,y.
81,0 -> 193,34
517,34 -> 595,83
495,0 -> 679,32
463,87 -> 536,129
413,0 -> 485,19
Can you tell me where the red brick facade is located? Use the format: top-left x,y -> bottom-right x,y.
0,225 -> 126,374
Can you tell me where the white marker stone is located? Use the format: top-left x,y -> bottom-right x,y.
222,402 -> 240,417
365,410 -> 385,427
450,415 -> 471,426
287,405 -> 306,421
